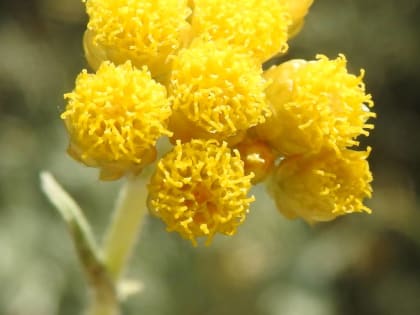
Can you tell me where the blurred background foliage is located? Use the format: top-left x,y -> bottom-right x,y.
1,0 -> 420,314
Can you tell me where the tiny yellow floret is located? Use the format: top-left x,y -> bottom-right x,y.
256,55 -> 375,156
148,139 -> 255,245
84,0 -> 191,78
268,148 -> 373,223
235,137 -> 276,184
190,0 -> 291,62
62,61 -> 172,180
169,39 -> 271,142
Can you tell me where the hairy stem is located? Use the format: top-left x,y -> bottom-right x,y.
102,175 -> 149,282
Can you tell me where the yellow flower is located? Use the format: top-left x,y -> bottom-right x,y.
190,0 -> 291,62
83,0 -> 191,79
62,61 -> 172,180
148,139 -> 255,245
168,39 -> 271,143
256,55 -> 375,156
280,0 -> 314,37
268,148 -> 373,223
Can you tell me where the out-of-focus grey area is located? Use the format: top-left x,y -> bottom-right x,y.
1,0 -> 420,314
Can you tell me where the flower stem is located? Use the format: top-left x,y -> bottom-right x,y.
41,172 -> 148,315
84,279 -> 119,315
102,175 -> 149,282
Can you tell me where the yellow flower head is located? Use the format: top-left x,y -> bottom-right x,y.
280,0 -> 314,37
148,139 -> 255,245
62,61 -> 172,180
190,0 -> 291,62
268,148 -> 373,223
169,39 -> 271,142
84,0 -> 191,78
256,55 -> 375,156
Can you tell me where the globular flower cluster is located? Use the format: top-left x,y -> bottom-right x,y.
168,38 -> 270,142
257,55 -> 375,223
83,0 -> 191,78
62,61 -> 171,180
62,0 -> 375,245
148,140 -> 254,245
268,148 -> 373,224
189,0 -> 291,63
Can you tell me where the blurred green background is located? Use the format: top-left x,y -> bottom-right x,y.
1,0 -> 420,314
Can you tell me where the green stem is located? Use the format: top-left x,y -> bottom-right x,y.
102,175 -> 149,282
85,286 -> 119,315
40,172 -> 120,315
41,172 -> 148,315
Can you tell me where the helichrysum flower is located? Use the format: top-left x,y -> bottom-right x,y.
168,39 -> 271,143
268,148 -> 373,223
148,139 -> 255,245
62,61 -> 172,180
190,0 -> 291,62
256,55 -> 375,156
83,0 -> 191,78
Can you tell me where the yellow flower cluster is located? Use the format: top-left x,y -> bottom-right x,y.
189,0 -> 291,62
168,39 -> 270,142
83,0 -> 191,78
268,148 -> 373,224
62,0 -> 375,244
148,140 -> 254,245
62,61 -> 171,180
256,55 -> 375,156
254,54 -> 375,222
